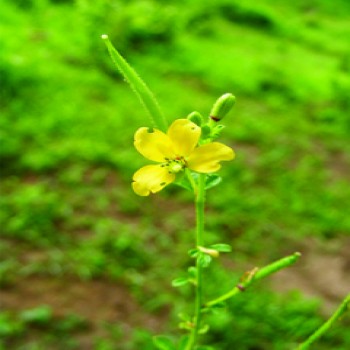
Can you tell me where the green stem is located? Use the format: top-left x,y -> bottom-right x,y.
206,252 -> 301,307
101,34 -> 168,131
185,169 -> 197,193
186,173 -> 206,350
298,293 -> 350,350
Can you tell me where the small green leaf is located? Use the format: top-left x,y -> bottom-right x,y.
199,324 -> 210,335
198,253 -> 212,268
188,249 -> 198,258
191,173 -> 221,190
173,174 -> 192,191
188,266 -> 197,278
211,124 -> 225,139
172,277 -> 189,287
178,335 -> 190,350
179,322 -> 193,330
153,335 -> 176,350
209,243 -> 232,252
205,174 -> 222,190
178,312 -> 191,321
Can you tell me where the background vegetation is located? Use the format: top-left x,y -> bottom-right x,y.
1,0 -> 349,349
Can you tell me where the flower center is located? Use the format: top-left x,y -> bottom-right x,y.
163,157 -> 186,174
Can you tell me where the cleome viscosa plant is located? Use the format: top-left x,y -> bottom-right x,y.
102,34 -> 349,350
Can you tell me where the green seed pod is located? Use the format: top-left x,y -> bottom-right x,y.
187,111 -> 203,126
210,93 -> 236,122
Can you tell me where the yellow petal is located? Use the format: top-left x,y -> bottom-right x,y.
132,165 -> 176,196
187,142 -> 235,173
167,119 -> 201,157
134,127 -> 175,162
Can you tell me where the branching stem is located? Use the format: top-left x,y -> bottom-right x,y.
206,252 -> 301,307
297,293 -> 350,350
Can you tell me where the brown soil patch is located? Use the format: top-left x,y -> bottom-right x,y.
272,237 -> 350,314
0,276 -> 167,346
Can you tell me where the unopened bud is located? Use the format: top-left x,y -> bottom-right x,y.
187,111 -> 203,126
201,125 -> 211,140
210,93 -> 235,122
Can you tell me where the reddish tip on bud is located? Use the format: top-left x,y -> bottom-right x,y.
210,93 -> 236,122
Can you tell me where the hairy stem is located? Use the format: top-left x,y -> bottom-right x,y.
186,174 -> 206,350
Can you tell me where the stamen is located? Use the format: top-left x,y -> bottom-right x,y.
164,156 -> 186,174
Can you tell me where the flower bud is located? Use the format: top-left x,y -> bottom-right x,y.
187,111 -> 203,126
210,93 -> 235,122
201,125 -> 211,140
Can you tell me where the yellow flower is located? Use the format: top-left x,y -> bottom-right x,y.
132,119 -> 235,196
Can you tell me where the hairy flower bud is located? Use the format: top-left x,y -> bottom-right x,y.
187,111 -> 203,126
210,93 -> 236,122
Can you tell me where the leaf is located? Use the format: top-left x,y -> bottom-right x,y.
172,277 -> 189,287
178,312 -> 191,321
179,321 -> 193,330
178,335 -> 190,350
198,253 -> 212,268
174,175 -> 192,191
198,324 -> 210,335
187,266 -> 197,278
209,243 -> 232,252
188,248 -> 198,258
205,174 -> 222,190
189,173 -> 222,191
153,335 -> 176,350
211,124 -> 225,139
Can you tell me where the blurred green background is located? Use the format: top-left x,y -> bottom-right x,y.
1,0 -> 349,349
